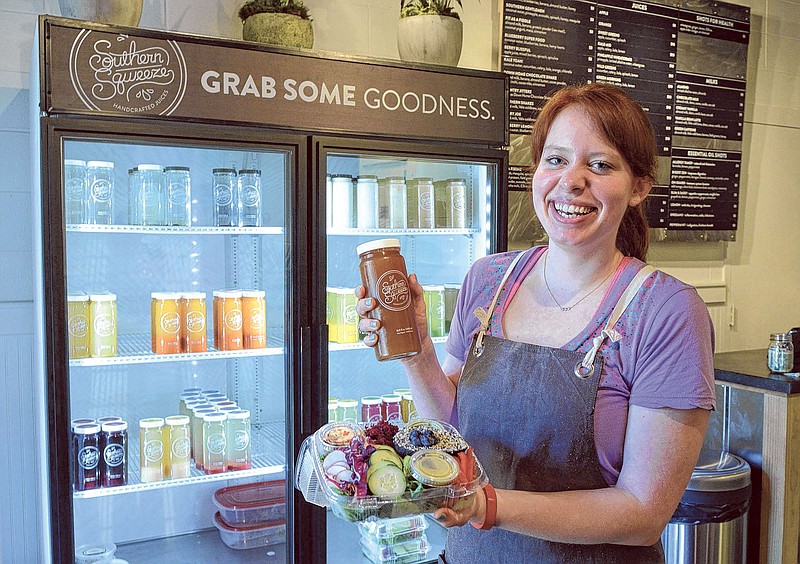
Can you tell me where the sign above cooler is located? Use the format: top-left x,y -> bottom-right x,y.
39,17 -> 509,147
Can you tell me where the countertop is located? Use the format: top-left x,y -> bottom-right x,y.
714,349 -> 800,394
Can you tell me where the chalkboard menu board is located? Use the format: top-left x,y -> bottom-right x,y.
503,0 -> 749,238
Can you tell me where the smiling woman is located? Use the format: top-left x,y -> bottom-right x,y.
356,82 -> 716,563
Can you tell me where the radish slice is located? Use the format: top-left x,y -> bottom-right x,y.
335,468 -> 355,483
322,450 -> 347,472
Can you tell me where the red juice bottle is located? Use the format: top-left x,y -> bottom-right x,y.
74,423 -> 101,491
100,420 -> 128,487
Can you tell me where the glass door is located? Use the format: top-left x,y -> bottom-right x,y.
321,146 -> 501,563
57,133 -> 294,562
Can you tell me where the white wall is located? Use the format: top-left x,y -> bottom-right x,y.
0,0 -> 797,561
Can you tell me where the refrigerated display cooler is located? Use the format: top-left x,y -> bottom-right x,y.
31,16 -> 507,564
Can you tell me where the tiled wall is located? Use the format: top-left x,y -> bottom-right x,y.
0,0 -> 798,561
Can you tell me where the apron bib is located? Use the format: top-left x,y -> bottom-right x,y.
444,249 -> 663,564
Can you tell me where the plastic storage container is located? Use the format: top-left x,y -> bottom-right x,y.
296,419 -> 487,522
75,542 -> 116,563
213,512 -> 286,550
358,515 -> 428,546
360,534 -> 430,563
213,480 -> 286,526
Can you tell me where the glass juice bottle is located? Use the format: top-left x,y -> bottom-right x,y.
165,415 -> 191,478
100,420 -> 128,487
67,292 -> 90,359
139,418 -> 165,483
89,293 -> 117,357
225,409 -> 252,471
180,292 -> 207,352
137,164 -> 164,226
163,166 -> 191,226
203,412 -> 228,475
73,423 -> 101,491
64,159 -> 87,224
151,292 -> 181,354
213,290 -> 243,351
241,290 -> 267,349
191,406 -> 215,469
86,160 -> 114,225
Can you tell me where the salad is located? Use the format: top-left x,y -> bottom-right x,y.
313,419 -> 485,522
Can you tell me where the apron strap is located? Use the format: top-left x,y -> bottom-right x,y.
472,249 -> 533,357
574,265 -> 656,378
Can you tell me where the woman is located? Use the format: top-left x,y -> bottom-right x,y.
357,83 -> 715,563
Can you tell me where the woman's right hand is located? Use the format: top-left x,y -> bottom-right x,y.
355,273 -> 429,349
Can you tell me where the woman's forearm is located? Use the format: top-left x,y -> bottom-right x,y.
400,337 -> 459,424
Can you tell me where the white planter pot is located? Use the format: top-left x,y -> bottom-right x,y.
59,0 -> 143,27
397,15 -> 463,67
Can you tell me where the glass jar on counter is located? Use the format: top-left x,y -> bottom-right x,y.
768,333 -> 794,373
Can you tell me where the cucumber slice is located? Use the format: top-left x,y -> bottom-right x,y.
369,448 -> 403,469
367,463 -> 407,496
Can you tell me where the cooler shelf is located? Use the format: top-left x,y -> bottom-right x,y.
329,335 -> 447,352
66,224 -> 285,235
73,421 -> 286,499
70,333 -> 284,366
327,227 -> 479,236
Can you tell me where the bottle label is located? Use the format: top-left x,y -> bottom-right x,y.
376,270 -> 411,312
172,436 -> 190,459
104,443 -> 125,467
79,446 -> 99,470
214,185 -> 233,206
242,185 -> 261,206
186,311 -> 206,332
225,309 -> 243,330
144,439 -> 163,462
67,178 -> 84,200
344,304 -> 358,326
207,433 -> 226,454
90,179 -> 112,202
168,183 -> 187,205
94,313 -> 115,337
69,314 -> 88,338
160,311 -> 180,334
419,190 -> 434,211
234,429 -> 250,452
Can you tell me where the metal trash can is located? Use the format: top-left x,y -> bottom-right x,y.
661,453 -> 751,564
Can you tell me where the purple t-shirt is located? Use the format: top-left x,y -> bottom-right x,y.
446,247 -> 716,485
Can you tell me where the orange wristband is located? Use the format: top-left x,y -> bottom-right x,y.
471,483 -> 497,530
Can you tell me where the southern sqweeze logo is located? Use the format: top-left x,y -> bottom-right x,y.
69,30 -> 187,115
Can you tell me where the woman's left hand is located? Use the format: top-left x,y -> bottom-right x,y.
432,487 -> 486,528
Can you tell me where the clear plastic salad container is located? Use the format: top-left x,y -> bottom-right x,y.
358,515 -> 429,546
360,534 -> 430,564
295,419 -> 488,523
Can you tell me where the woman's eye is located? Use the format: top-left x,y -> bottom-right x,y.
544,156 -> 565,166
591,161 -> 612,171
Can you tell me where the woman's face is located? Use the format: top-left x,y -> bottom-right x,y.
532,105 -> 650,255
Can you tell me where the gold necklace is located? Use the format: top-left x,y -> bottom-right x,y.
542,251 -> 618,312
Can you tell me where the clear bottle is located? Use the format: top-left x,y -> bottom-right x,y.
126,167 -> 139,225
203,412 -> 228,474
238,169 -> 262,227
191,406 -> 216,469
165,415 -> 191,478
100,420 -> 128,487
357,238 -> 421,361
331,174 -> 354,229
356,175 -> 379,229
225,409 -> 252,471
163,166 -> 191,226
213,168 -> 238,227
382,177 -> 408,229
137,164 -> 164,226
86,161 -> 115,225
89,293 -> 117,357
64,159 -> 87,224
139,418 -> 165,482
447,178 -> 468,229
768,333 -> 794,373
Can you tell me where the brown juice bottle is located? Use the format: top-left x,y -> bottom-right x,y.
357,238 -> 422,361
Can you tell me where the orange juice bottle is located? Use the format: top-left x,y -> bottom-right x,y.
241,290 -> 267,349
180,292 -> 207,353
151,292 -> 181,354
214,290 -> 242,351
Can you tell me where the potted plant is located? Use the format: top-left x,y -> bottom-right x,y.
59,0 -> 142,27
398,0 -> 470,66
239,0 -> 313,49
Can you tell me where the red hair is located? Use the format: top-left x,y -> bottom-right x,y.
529,83 -> 657,261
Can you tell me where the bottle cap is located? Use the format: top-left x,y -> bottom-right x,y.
771,333 -> 790,341
203,412 -> 227,422
71,418 -> 96,429
87,161 -> 114,168
96,416 -> 122,424
89,293 -> 117,302
227,409 -> 251,419
151,292 -> 181,300
213,290 -> 243,298
213,168 -> 236,174
180,291 -> 207,299
239,169 -> 261,175
101,421 -> 128,433
240,289 -> 266,298
380,394 -> 401,403
164,166 -> 190,172
360,396 -> 382,406
165,415 -> 190,426
68,293 -> 90,302
137,163 -> 162,171
65,159 -> 87,166
139,418 -> 165,429
338,399 -> 358,408
356,238 -> 400,256
74,423 -> 101,434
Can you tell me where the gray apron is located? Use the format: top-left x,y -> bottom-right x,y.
443,250 -> 663,563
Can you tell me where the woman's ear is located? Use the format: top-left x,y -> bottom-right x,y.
629,177 -> 652,207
